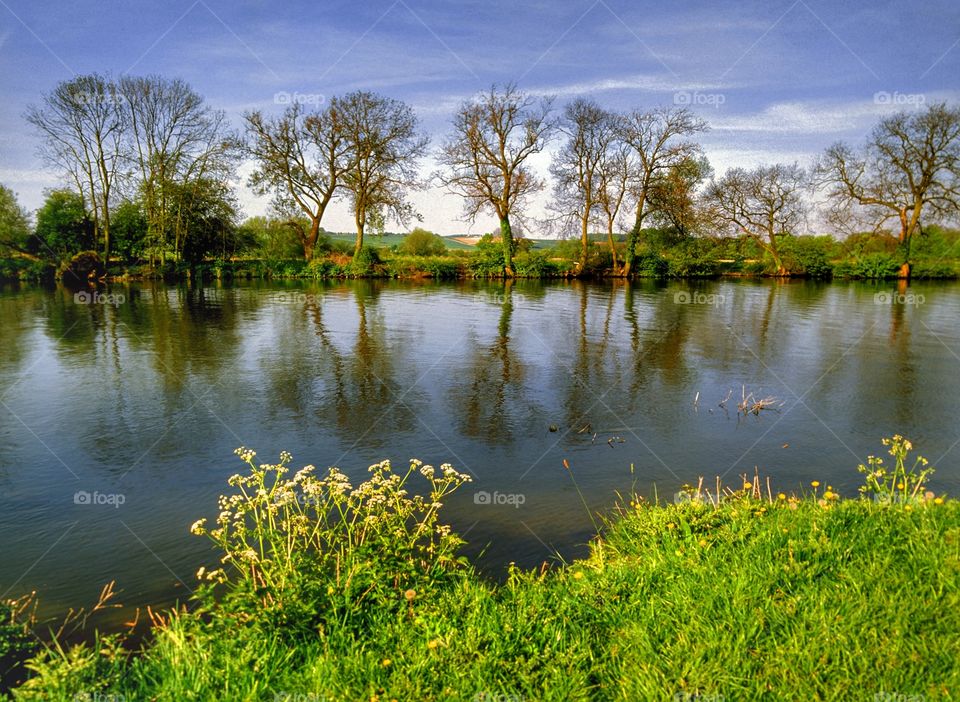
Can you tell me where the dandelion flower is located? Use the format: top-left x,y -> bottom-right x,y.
404,589 -> 416,601
777,493 -> 786,501
811,481 -> 820,488
934,497 -> 944,505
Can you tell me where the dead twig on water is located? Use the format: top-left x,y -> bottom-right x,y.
737,385 -> 783,416
719,389 -> 732,408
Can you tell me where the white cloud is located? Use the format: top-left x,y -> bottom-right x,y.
528,74 -> 734,98
710,92 -> 960,135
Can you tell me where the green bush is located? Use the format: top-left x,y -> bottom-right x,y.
306,257 -> 346,279
839,231 -> 899,259
348,245 -> 383,276
468,234 -> 507,277
910,259 -> 957,279
421,257 -> 460,279
666,240 -> 720,278
779,235 -> 835,278
0,257 -> 54,282
632,251 -> 669,278
513,251 -> 555,277
383,254 -> 460,278
546,238 -> 581,262
397,228 -> 448,257
843,252 -> 900,279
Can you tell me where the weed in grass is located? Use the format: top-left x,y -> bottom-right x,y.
858,434 -> 937,504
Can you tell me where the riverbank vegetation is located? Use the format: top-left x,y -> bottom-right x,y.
3,436 -> 957,700
2,216 -> 959,284
2,78 -> 958,283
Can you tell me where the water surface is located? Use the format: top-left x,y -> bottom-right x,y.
1,278 -> 958,622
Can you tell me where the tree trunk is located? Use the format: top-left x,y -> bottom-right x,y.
767,232 -> 786,277
353,209 -> 365,259
499,216 -> 514,277
579,212 -> 589,273
303,216 -> 321,261
622,221 -> 640,277
607,224 -> 619,276
897,207 -> 912,279
101,204 -> 111,272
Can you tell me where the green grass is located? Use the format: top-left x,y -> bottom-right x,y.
4,445 -> 959,701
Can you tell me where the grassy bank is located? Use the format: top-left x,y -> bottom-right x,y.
4,228 -> 960,283
3,439 -> 959,700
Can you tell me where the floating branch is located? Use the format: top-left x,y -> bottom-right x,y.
737,386 -> 783,416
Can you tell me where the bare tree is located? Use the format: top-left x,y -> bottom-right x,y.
816,102 -> 960,278
595,137 -> 633,274
704,163 -> 808,276
337,91 -> 428,259
619,106 -> 707,276
244,102 -> 351,261
26,74 -> 126,262
436,84 -> 556,276
550,98 -> 618,271
120,75 -> 236,262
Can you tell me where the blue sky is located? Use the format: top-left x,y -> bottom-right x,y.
1,0 -> 958,234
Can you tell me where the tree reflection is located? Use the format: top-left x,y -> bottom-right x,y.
623,281 -> 692,402
448,281 -> 527,444
262,281 -> 419,449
